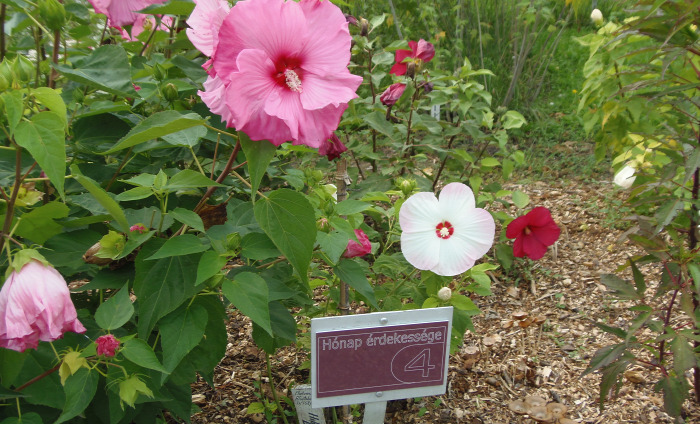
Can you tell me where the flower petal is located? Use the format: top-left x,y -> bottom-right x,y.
199,75 -> 234,125
506,214 -> 529,239
438,183 -> 476,222
401,229 -> 441,272
299,72 -> 361,110
449,208 -> 495,263
400,192 -> 441,234
187,0 -> 230,56
297,0 -> 354,75
521,235 -> 548,260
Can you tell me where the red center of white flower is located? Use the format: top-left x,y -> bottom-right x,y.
435,221 -> 454,239
273,57 -> 303,93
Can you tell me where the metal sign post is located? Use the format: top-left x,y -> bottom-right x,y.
311,307 -> 453,423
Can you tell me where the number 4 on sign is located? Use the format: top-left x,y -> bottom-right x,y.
404,349 -> 436,378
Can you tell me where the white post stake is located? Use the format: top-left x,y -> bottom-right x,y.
363,401 -> 387,424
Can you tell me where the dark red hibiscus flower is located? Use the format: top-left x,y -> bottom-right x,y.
318,133 -> 348,161
506,207 -> 560,260
390,39 -> 435,76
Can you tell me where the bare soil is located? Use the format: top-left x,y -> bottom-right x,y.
188,178 -> 700,424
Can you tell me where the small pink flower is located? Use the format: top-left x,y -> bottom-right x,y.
88,0 -> 167,28
96,334 -> 120,357
380,83 -> 407,107
188,0 -> 363,148
0,260 -> 86,352
506,207 -> 560,260
343,229 -> 371,258
399,183 -> 494,276
119,15 -> 173,41
390,39 -> 435,76
129,224 -> 147,233
318,134 -> 348,161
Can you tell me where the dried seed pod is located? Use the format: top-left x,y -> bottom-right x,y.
512,311 -> 529,321
524,395 -> 547,408
528,406 -> 553,422
546,402 -> 567,418
507,400 -> 528,415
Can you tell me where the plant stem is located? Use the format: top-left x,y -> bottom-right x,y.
0,4 -> 5,61
658,285 -> 680,366
15,363 -> 61,392
194,139 -> 241,213
266,353 -> 290,424
0,147 -> 23,254
105,147 -> 133,191
690,166 -> 700,402
432,135 -> 457,191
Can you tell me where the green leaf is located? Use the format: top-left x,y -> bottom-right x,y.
121,339 -> 168,373
160,304 -> 208,375
598,356 -> 630,408
512,191 -> 530,209
54,45 -> 138,98
658,374 -> 690,417
594,322 -> 628,340
450,294 -> 480,312
32,87 -> 67,127
252,301 -> 297,354
1,90 -> 23,135
334,259 -> 378,309
165,169 -> 223,191
630,260 -> 646,296
71,165 -> 130,233
336,200 -> 370,215
14,202 -> 69,244
480,157 -> 500,167
0,412 -> 42,424
189,296 -> 228,385
170,207 -> 205,233
364,111 -> 396,138
146,234 -> 209,260
14,111 -> 66,198
671,336 -> 696,375
317,230 -> 350,265
583,343 -> 627,376
162,125 -> 207,147
240,132 -> 276,200
115,186 -> 153,201
502,110 -> 527,129
134,239 -> 200,337
254,189 -> 316,283
689,263 -> 700,295
104,111 -> 205,154
95,283 -> 134,330
140,0 -> 195,14
196,250 -> 227,285
654,198 -> 683,233
116,230 -> 155,260
241,232 -> 280,260
222,272 -> 272,336
0,349 -> 27,389
55,368 -> 98,424
600,274 -> 643,301
247,402 -> 266,414
118,375 -> 154,409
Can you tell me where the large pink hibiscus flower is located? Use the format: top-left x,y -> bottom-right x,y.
88,0 -> 167,28
187,0 -> 363,148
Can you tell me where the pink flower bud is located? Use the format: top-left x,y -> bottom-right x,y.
318,133 -> 348,161
380,83 -> 407,107
343,229 -> 371,258
96,334 -> 120,357
130,224 -> 147,233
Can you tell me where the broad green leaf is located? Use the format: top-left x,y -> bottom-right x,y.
630,260 -> 646,296
71,165 -> 130,233
654,198 -> 683,233
189,296 -> 228,385
54,45 -> 139,98
658,374 -> 690,417
222,272 -> 272,336
450,294 -> 480,312
146,234 -> 209,260
140,0 -> 195,14
583,343 -> 627,376
165,169 -> 223,191
116,230 -> 155,260
364,111 -> 396,138
121,339 -> 168,373
134,239 -> 200,337
480,157 -> 500,167
95,284 -> 134,330
512,191 -> 530,209
594,322 -> 628,339
317,230 -> 350,265
336,200 -> 370,215
671,337 -> 696,375
115,186 -> 153,201
0,349 -> 26,389
251,301 -> 297,354
104,111 -> 205,154
599,356 -> 630,408
247,402 -> 266,414
118,375 -> 154,409
0,412 -> 42,424
254,189 -> 316,283
1,90 -> 23,135
240,132 -> 277,200
170,207 -> 205,233
32,87 -> 67,126
241,232 -> 280,260
160,304 -> 208,375
14,111 -> 66,198
55,368 -> 98,424
502,110 -> 527,129
14,202 -> 69,244
600,274 -> 642,301
196,251 -> 227,285
162,125 -> 207,147
689,263 -> 700,295
334,259 -> 378,309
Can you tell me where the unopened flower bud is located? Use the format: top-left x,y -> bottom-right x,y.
317,217 -> 331,232
129,223 -> 147,234
312,170 -> 324,183
437,287 -> 452,301
422,82 -> 434,94
152,63 -> 166,81
161,82 -> 179,102
359,18 -> 369,37
590,8 -> 603,25
397,178 -> 416,196
380,83 -> 407,107
12,55 -> 34,83
344,14 -> 358,27
38,0 -> 66,32
226,232 -> 241,252
96,334 -> 120,357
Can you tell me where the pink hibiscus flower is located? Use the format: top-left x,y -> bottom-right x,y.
506,207 -> 560,260
88,0 -> 167,28
96,334 -> 121,357
187,0 -> 363,148
390,39 -> 435,76
380,83 -> 407,107
0,259 -> 86,352
400,183 -> 495,276
343,229 -> 371,258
